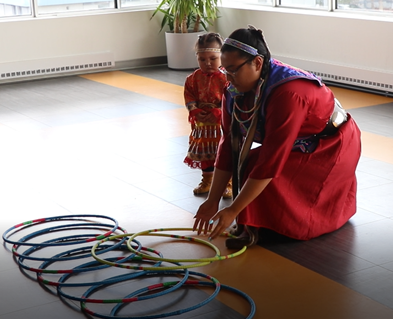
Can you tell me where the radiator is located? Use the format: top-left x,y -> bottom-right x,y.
274,55 -> 393,97
0,51 -> 114,82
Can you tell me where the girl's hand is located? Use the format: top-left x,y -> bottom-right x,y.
193,199 -> 220,235
195,111 -> 208,122
205,112 -> 218,123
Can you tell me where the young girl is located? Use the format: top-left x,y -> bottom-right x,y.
183,33 -> 232,199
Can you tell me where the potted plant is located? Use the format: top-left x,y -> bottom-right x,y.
151,0 -> 220,69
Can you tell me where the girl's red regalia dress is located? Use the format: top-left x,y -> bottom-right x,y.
216,59 -> 361,240
184,68 -> 227,170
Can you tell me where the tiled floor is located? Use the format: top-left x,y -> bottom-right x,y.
1,66 -> 393,319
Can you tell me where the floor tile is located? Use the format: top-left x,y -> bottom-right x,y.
337,266 -> 393,309
356,170 -> 392,190
345,219 -> 393,265
125,65 -> 190,86
349,103 -> 393,137
0,301 -> 82,319
348,207 -> 387,226
0,269 -> 58,316
357,158 -> 393,180
357,182 -> 393,217
133,176 -> 195,202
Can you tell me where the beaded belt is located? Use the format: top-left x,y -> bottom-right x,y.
292,98 -> 348,153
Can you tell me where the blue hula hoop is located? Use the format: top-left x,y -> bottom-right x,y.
80,270 -> 219,319
2,214 -> 120,246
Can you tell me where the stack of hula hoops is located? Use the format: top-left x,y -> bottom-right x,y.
2,214 -> 256,319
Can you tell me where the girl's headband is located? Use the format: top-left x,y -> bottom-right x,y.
223,38 -> 259,56
197,48 -> 221,53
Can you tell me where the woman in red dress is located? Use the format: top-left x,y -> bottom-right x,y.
193,26 -> 361,249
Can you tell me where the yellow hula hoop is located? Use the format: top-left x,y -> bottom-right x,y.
91,232 -> 212,271
126,228 -> 247,263
91,228 -> 246,271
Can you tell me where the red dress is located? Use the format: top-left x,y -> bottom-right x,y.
216,79 -> 361,240
184,69 -> 227,170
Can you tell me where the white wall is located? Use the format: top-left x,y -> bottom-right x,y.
0,9 -> 166,69
214,7 -> 393,74
0,6 -> 392,85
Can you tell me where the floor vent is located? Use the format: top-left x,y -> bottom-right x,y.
310,71 -> 393,92
273,55 -> 393,96
1,61 -> 113,80
0,52 -> 115,82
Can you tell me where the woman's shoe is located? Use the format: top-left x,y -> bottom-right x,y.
228,223 -> 244,237
226,225 -> 259,250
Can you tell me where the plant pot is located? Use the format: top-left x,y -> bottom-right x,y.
165,30 -> 206,70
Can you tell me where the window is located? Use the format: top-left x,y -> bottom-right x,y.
36,0 -> 115,14
120,0 -> 158,8
0,0 -> 157,18
0,0 -> 31,17
279,0 -> 328,9
226,0 -> 392,12
227,0 -> 273,6
337,0 -> 393,13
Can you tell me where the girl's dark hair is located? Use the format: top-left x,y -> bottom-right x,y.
221,27 -> 271,79
195,32 -> 224,50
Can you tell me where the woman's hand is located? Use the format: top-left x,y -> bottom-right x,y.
206,177 -> 273,240
192,168 -> 234,237
193,199 -> 220,235
208,206 -> 239,240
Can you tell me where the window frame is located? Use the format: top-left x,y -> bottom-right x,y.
0,0 -> 158,19
222,0 -> 393,16
1,0 -> 392,20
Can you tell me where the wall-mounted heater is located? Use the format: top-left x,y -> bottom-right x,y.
275,55 -> 393,97
0,51 -> 114,83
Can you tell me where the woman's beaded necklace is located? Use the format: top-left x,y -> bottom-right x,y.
233,78 -> 264,124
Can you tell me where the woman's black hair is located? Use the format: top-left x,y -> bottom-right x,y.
195,32 -> 224,50
221,26 -> 271,79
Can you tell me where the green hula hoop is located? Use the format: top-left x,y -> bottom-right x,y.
91,232 -> 211,271
126,228 -> 247,263
91,228 -> 246,271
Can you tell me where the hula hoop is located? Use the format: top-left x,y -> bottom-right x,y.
191,281 -> 256,319
12,223 -> 127,261
18,239 -> 139,276
80,270 -> 220,319
55,260 -> 161,294
2,214 -> 120,247
110,273 -> 256,319
126,228 -> 247,263
59,267 -> 189,303
38,243 -> 161,287
92,232 -> 214,271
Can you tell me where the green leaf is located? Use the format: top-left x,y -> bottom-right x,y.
151,0 -> 221,33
